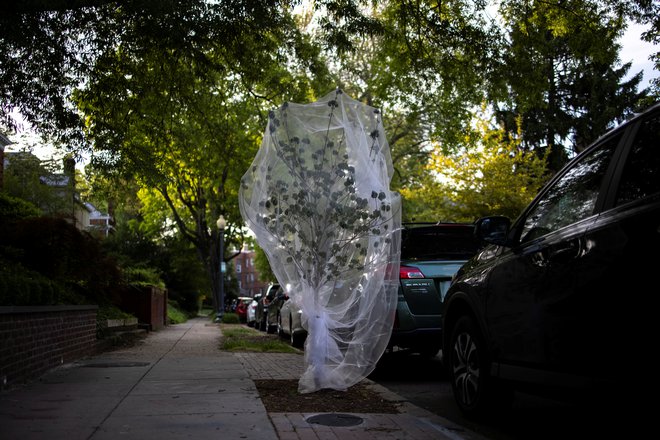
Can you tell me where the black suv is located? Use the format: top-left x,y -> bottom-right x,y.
443,103 -> 659,416
388,222 -> 479,356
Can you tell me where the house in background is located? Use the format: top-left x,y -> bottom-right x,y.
233,244 -> 269,298
2,147 -> 113,237
82,202 -> 113,238
39,156 -> 113,237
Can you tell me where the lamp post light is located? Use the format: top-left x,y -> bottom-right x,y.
215,215 -> 226,323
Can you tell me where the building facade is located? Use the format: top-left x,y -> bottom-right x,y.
233,245 -> 269,298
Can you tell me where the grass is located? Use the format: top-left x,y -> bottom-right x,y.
221,312 -> 240,324
219,324 -> 301,354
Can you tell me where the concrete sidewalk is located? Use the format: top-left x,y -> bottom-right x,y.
0,317 -> 490,440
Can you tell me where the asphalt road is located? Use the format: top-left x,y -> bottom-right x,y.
369,350 -> 638,440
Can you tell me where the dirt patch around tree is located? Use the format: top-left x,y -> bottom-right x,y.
254,379 -> 401,413
221,323 -> 402,414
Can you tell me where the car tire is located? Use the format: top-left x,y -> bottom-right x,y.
448,315 -> 512,418
290,318 -> 305,349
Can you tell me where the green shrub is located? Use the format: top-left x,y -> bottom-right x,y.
0,260 -> 77,306
122,266 -> 165,289
96,305 -> 137,338
0,192 -> 41,222
0,216 -> 124,305
221,313 -> 240,324
97,304 -> 135,321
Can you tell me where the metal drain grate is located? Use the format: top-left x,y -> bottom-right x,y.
306,413 -> 364,427
81,362 -> 150,368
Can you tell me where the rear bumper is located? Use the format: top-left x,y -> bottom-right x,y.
388,328 -> 442,350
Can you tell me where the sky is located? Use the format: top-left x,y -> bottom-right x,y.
621,22 -> 658,88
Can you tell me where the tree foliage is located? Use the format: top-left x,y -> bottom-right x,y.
365,0 -> 502,152
401,112 -> 550,222
253,243 -> 277,283
1,0 -> 657,311
494,0 -> 648,171
73,1 -> 338,313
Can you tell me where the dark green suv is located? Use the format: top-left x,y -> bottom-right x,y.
387,223 -> 479,356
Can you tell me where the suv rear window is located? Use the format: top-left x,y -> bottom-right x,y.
401,224 -> 478,260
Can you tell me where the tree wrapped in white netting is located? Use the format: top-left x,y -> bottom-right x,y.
239,89 -> 401,393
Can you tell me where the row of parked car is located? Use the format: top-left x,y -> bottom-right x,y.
242,283 -> 308,348
235,102 -> 658,419
239,221 -> 481,354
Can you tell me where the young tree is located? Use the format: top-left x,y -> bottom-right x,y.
240,90 -> 401,393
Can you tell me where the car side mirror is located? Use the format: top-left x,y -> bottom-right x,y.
475,216 -> 511,246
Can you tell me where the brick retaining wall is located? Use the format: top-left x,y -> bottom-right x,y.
0,305 -> 98,388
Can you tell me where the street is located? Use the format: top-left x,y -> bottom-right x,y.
369,350 -> 637,440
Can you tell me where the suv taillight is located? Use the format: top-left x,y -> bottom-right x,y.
400,265 -> 425,279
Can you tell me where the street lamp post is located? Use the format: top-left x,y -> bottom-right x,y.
215,215 -> 226,323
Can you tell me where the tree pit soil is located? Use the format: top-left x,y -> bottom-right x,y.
254,379 -> 401,413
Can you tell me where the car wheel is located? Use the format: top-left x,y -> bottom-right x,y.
449,315 -> 512,417
290,318 -> 305,349
291,331 -> 305,349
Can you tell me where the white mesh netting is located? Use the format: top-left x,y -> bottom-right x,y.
239,89 -> 401,393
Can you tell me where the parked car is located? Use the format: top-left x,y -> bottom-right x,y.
388,222 -> 480,356
246,293 -> 261,327
255,283 -> 280,332
442,103 -> 659,417
235,296 -> 252,323
277,295 -> 307,348
265,286 -> 288,334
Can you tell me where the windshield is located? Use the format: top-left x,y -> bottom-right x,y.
401,224 -> 478,260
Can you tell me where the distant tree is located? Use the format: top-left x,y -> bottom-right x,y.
253,244 -> 277,284
402,112 -> 550,222
362,0 -> 502,152
72,0 -> 337,316
2,151 -> 71,215
494,0 -> 647,171
0,0 -> 372,149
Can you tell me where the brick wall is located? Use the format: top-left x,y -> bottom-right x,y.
0,305 -> 98,388
119,286 -> 167,331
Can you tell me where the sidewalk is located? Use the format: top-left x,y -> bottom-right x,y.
0,317 -> 491,440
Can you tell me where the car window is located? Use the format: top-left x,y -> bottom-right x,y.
520,133 -> 621,243
401,225 -> 478,260
615,113 -> 660,206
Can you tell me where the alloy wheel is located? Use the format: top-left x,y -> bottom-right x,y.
451,323 -> 481,408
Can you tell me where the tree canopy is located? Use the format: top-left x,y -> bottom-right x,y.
1,0 -> 657,308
